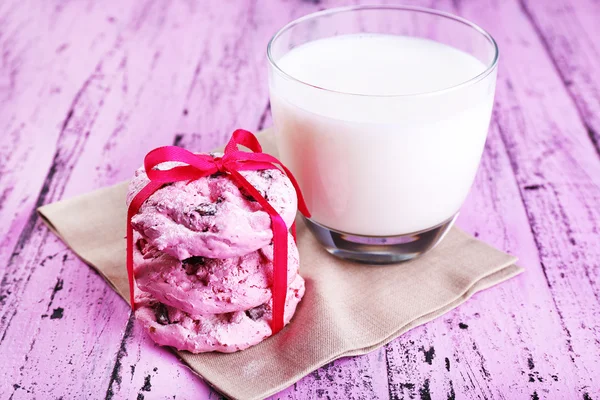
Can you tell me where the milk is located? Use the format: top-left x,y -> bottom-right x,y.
269,34 -> 496,236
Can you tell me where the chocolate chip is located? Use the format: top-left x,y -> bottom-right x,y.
184,256 -> 205,264
239,187 -> 267,202
196,203 -> 217,216
245,304 -> 268,321
153,304 -> 170,325
260,170 -> 273,179
182,256 -> 205,275
210,172 -> 225,179
240,190 -> 256,202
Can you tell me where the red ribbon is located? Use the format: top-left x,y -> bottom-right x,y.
127,129 -> 309,334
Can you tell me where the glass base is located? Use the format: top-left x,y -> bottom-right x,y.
304,214 -> 458,264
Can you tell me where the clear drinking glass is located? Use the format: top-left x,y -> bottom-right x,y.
267,5 -> 498,263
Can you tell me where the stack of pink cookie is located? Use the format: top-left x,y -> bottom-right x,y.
126,163 -> 305,353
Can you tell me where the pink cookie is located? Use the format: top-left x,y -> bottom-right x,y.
134,233 -> 299,315
127,160 -> 298,259
135,275 -> 305,353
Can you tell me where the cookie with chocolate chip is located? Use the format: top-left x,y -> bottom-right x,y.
135,275 -> 305,353
126,156 -> 298,260
133,233 -> 300,316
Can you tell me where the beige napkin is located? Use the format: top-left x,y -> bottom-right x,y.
38,130 -> 522,400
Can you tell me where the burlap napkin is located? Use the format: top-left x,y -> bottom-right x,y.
37,130 -> 522,400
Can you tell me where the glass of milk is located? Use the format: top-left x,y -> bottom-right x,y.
268,6 -> 498,263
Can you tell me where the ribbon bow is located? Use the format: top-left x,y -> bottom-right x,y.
127,129 -> 310,334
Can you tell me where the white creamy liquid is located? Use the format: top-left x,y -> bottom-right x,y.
270,34 -> 495,236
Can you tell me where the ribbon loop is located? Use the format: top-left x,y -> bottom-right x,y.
225,129 -> 263,154
127,129 -> 309,335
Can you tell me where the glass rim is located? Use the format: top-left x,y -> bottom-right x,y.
267,5 -> 499,98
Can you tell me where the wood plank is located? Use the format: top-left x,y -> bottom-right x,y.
0,2 -> 149,397
101,315 -> 213,400
357,0 -> 600,398
461,0 -> 600,367
273,349 -> 390,400
0,0 -> 225,397
423,0 -> 598,396
520,0 -> 600,156
0,0 -> 134,271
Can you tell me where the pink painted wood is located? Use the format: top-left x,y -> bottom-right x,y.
0,0 -> 598,399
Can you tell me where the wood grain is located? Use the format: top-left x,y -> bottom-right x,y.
462,0 -> 600,389
521,0 -> 600,156
381,0 -> 600,398
0,0 -> 598,399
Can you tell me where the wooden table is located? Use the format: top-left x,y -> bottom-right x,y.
1,1 -> 599,399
